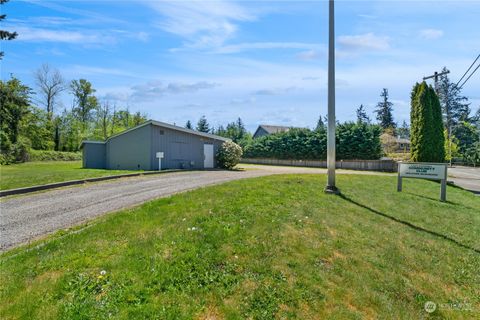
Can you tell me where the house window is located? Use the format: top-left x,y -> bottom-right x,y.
159,130 -> 164,135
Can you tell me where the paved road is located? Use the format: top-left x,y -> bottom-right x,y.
448,166 -> 480,194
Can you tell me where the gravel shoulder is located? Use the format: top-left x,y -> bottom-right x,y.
0,166 -> 390,251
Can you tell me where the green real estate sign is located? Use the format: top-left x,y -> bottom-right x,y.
397,162 -> 448,201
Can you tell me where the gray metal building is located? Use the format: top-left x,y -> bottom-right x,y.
82,120 -> 229,170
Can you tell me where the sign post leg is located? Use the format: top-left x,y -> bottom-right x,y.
397,176 -> 402,192
440,179 -> 446,202
159,158 -> 162,171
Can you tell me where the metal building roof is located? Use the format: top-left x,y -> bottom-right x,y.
82,120 -> 230,145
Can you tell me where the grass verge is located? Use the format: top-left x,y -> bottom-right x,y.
0,161 -> 142,190
1,174 -> 479,319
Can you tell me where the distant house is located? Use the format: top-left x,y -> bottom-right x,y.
253,125 -> 296,139
396,138 -> 411,152
82,120 -> 229,170
381,133 -> 411,154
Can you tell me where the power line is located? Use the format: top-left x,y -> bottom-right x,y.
455,53 -> 480,88
458,62 -> 480,90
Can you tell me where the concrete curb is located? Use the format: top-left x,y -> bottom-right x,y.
0,170 -> 179,198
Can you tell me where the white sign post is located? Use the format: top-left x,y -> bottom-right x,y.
156,152 -> 164,171
397,162 -> 448,201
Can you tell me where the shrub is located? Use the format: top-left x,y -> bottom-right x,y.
29,150 -> 82,162
12,136 -> 31,162
216,141 -> 243,169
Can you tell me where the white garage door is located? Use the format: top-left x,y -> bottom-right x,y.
203,144 -> 214,169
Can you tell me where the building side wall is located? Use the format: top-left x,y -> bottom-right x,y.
83,143 -> 106,169
106,124 -> 152,170
150,125 -> 224,169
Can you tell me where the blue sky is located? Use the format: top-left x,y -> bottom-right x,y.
2,0 -> 480,132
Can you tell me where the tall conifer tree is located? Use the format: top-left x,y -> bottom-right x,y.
410,82 -> 445,162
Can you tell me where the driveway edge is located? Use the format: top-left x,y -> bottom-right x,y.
0,170 -> 180,197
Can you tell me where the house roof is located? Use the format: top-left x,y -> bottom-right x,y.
396,138 -> 411,144
253,124 -> 298,137
82,120 -> 230,146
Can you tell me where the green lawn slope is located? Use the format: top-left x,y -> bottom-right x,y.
1,174 -> 479,319
0,161 -> 141,190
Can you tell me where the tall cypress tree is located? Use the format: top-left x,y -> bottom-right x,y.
410,82 -> 445,162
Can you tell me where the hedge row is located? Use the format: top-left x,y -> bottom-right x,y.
28,150 -> 82,162
243,123 -> 383,160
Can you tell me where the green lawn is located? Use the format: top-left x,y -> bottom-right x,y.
0,161 -> 142,190
1,174 -> 479,319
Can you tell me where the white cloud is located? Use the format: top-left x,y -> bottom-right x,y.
66,65 -> 136,77
296,49 -> 320,61
338,33 -> 390,51
130,81 -> 219,101
419,29 -> 444,40
15,26 -> 112,44
146,0 -> 255,49
254,87 -> 297,96
213,42 -> 323,54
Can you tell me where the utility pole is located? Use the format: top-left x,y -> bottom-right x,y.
423,70 -> 449,92
325,0 -> 339,194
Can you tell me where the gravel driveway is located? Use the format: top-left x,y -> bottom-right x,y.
1,166 -> 387,251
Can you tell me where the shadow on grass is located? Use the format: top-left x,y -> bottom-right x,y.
405,192 -> 480,211
338,193 -> 480,255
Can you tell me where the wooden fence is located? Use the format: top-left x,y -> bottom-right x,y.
241,158 -> 398,172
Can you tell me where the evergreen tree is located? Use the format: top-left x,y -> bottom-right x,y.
315,115 -> 325,131
196,115 -> 210,133
215,125 -> 226,136
0,0 -> 17,60
473,107 -> 480,131
410,82 -> 445,162
437,67 -> 470,134
356,104 -> 370,124
397,120 -> 410,139
185,120 -> 193,129
374,88 -> 396,130
223,117 -> 247,142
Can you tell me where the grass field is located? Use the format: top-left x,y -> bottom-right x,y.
0,161 -> 142,190
1,174 -> 479,319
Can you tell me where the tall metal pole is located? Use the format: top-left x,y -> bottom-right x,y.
325,0 -> 339,194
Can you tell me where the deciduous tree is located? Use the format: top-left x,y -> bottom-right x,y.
34,64 -> 66,117
70,79 -> 98,126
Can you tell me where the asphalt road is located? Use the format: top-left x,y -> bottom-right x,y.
448,166 -> 480,194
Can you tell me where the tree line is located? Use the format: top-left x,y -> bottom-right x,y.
1,62 -> 478,165
1,64 -> 147,164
